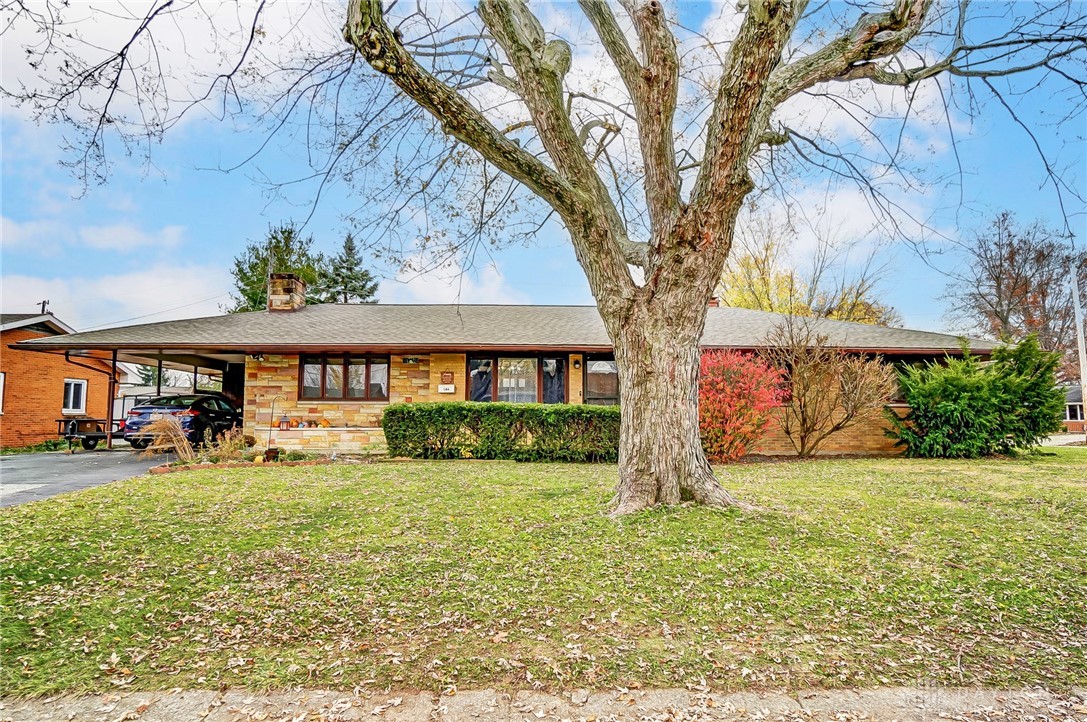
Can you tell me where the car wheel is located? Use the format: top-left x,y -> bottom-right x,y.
129,438 -> 151,450
191,420 -> 211,447
81,438 -> 99,450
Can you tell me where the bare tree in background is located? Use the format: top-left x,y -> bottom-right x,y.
719,210 -> 901,326
4,0 -> 1086,513
945,212 -> 1087,380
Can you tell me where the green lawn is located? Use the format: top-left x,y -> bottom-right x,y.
2,450 -> 1085,696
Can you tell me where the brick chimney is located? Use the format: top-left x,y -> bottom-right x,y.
707,296 -> 721,308
268,273 -> 307,312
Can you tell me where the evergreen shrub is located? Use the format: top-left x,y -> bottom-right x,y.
885,336 -> 1064,457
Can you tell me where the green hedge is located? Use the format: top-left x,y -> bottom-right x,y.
884,335 -> 1064,458
382,402 -> 620,462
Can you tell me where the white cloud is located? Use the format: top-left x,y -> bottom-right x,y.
1,263 -> 232,330
2,216 -> 185,254
378,257 -> 529,305
1,217 -> 67,253
78,223 -> 184,251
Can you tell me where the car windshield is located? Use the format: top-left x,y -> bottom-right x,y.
144,396 -> 203,408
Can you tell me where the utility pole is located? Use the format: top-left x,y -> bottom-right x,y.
1071,257 -> 1087,443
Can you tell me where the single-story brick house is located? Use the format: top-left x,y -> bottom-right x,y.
1,312 -> 121,448
13,274 -> 998,455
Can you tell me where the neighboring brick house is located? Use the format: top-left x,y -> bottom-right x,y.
1064,385 -> 1085,434
15,274 -> 998,456
1,313 -> 118,448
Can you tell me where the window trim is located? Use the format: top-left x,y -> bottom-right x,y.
62,378 -> 88,415
0,371 -> 5,415
465,354 -> 570,404
298,354 -> 390,401
1068,403 -> 1084,422
582,354 -> 620,406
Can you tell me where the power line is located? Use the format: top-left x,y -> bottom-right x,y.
76,292 -> 232,331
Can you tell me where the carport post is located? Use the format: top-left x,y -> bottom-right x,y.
156,358 -> 162,396
106,350 -> 117,450
192,366 -> 198,392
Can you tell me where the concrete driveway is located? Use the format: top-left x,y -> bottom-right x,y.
0,449 -> 167,507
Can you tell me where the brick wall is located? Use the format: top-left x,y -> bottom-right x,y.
429,353 -> 466,401
0,328 -> 115,447
243,354 -> 432,451
751,404 -> 906,456
568,354 -> 584,403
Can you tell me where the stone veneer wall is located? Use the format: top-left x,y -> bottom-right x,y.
244,354 -> 432,452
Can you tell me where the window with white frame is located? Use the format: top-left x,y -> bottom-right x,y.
1068,403 -> 1084,422
0,372 -> 5,414
62,379 -> 87,414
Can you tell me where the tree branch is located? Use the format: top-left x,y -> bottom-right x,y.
475,0 -> 639,297
751,0 -> 932,148
579,0 -> 682,239
344,0 -> 578,219
690,0 -> 799,231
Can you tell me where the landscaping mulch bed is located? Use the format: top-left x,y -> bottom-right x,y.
148,458 -> 334,475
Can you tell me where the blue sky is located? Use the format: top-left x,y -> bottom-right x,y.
2,1 -> 1084,334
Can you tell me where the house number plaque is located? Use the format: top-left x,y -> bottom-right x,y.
438,370 -> 456,394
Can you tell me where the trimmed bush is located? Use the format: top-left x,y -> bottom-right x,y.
699,350 -> 784,462
382,402 -> 620,462
885,336 -> 1064,458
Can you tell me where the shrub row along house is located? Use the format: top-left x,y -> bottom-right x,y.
14,274 -> 997,455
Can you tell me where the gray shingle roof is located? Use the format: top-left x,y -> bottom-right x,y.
1,314 -> 41,325
14,304 -> 994,354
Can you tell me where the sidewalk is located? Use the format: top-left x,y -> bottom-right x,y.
2,687 -> 1085,722
1041,433 -> 1086,446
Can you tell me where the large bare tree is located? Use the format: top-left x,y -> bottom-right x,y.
4,0 -> 1086,513
945,212 -> 1087,380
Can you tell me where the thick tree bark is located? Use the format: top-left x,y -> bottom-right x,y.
341,0 -> 848,515
608,294 -> 746,515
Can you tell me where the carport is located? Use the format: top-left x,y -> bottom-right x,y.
11,341 -> 246,450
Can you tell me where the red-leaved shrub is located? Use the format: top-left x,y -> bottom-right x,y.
699,350 -> 785,462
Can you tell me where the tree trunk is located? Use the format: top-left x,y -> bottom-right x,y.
609,301 -> 746,515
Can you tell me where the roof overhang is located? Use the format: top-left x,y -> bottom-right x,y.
8,343 -> 237,377
12,338 -> 993,359
1,314 -> 75,334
